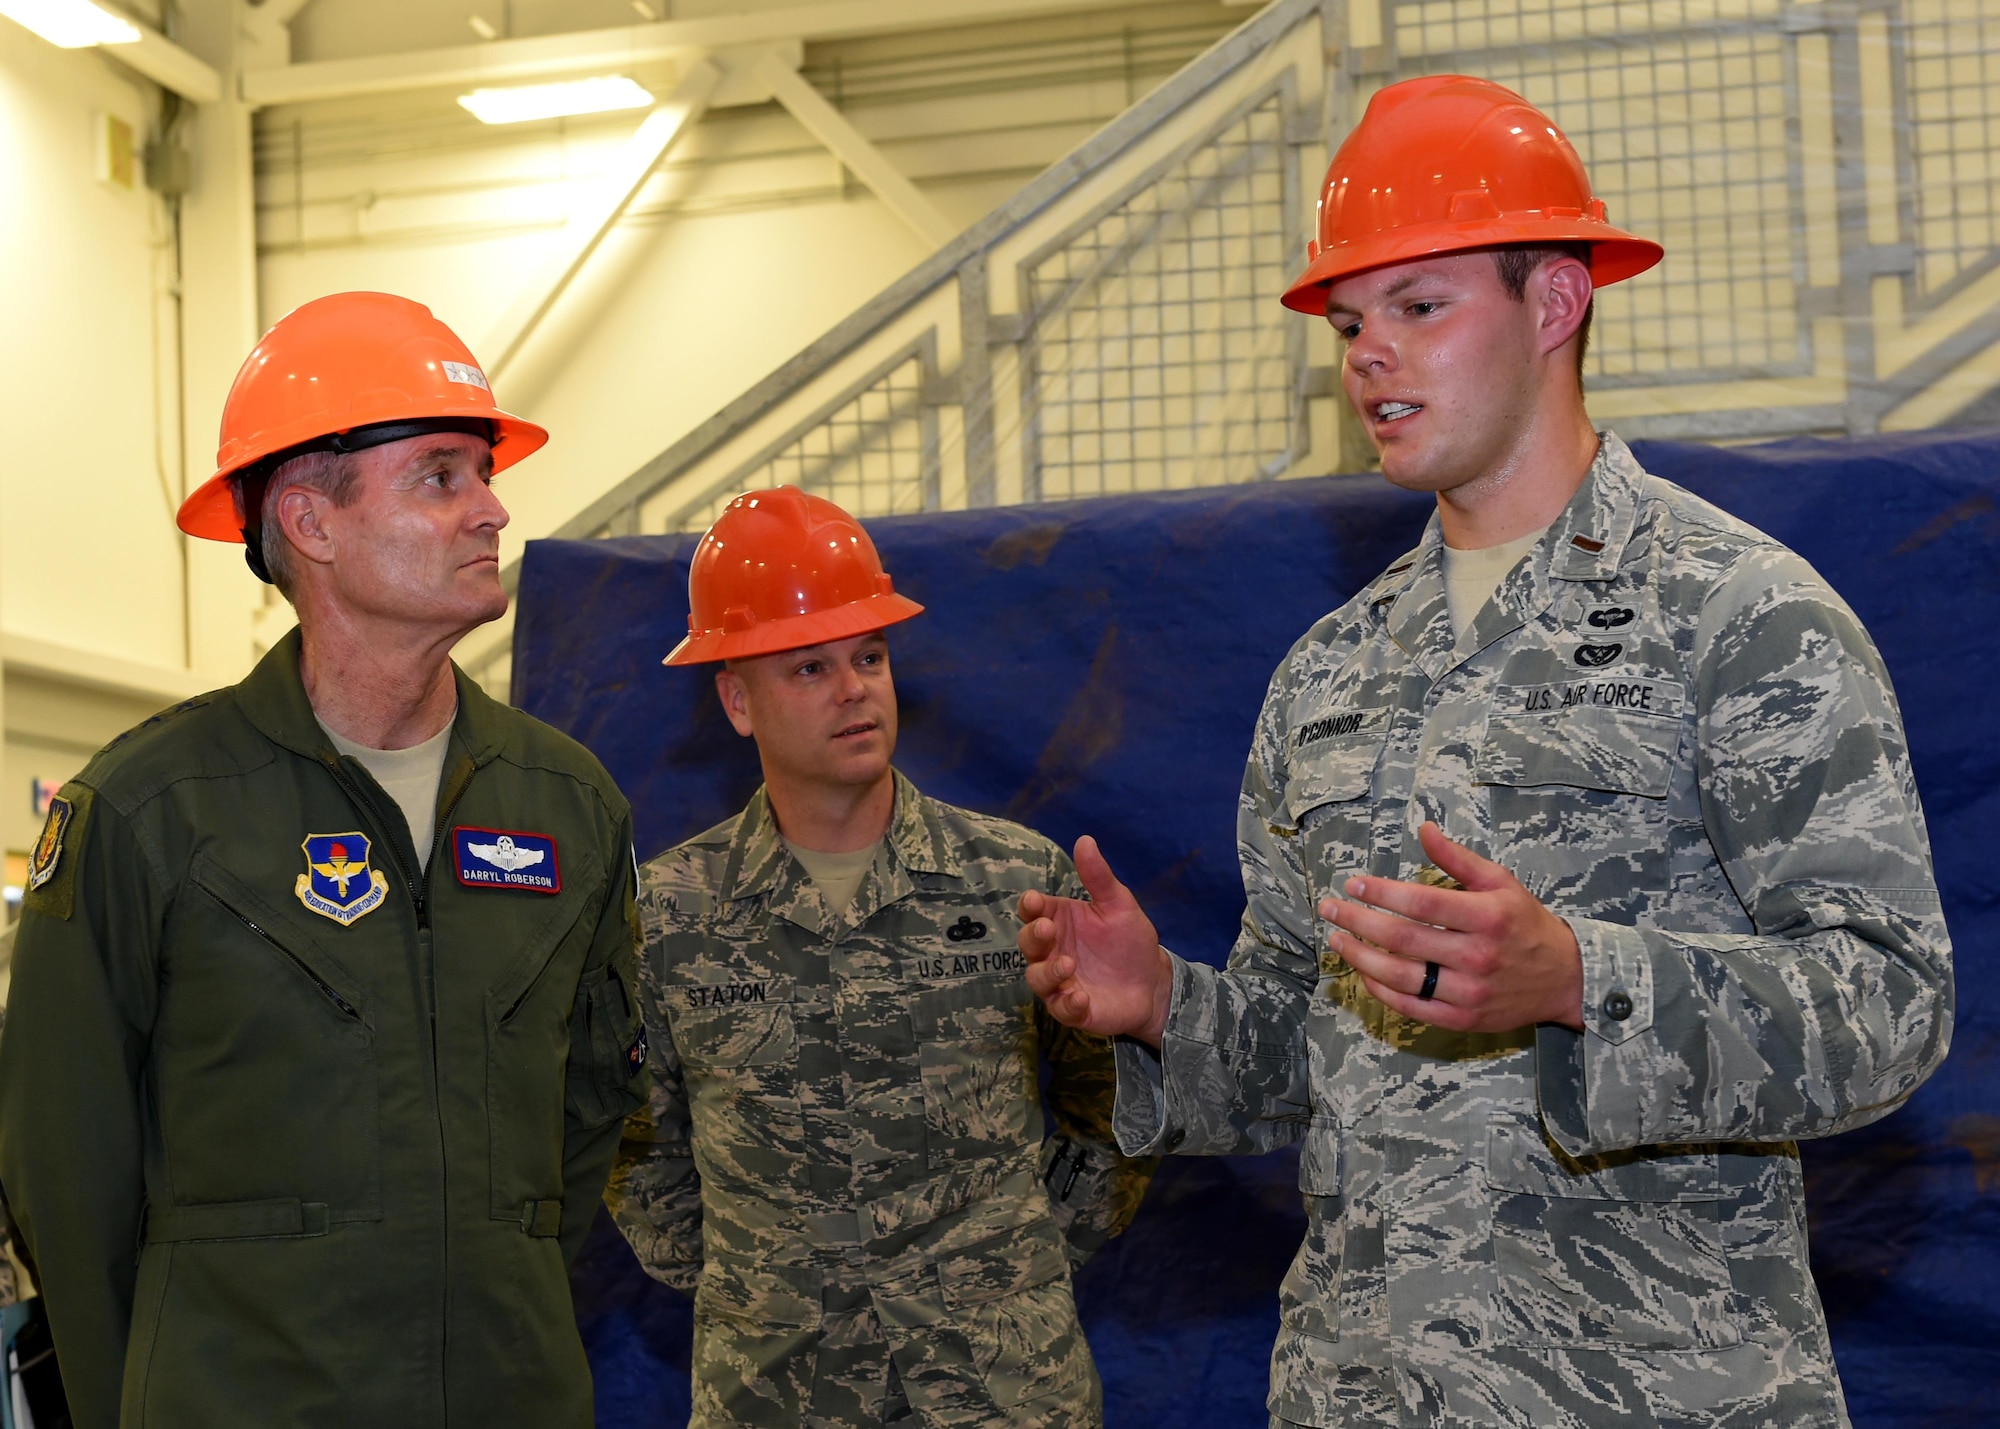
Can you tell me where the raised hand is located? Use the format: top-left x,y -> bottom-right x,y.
1321,822 -> 1585,1033
1017,836 -> 1174,1046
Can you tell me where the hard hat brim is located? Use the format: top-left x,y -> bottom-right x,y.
1281,220 -> 1664,315
176,408 -> 549,543
664,592 -> 926,667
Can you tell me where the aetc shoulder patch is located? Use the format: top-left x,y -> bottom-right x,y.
296,832 -> 390,926
23,788 -> 87,920
453,827 -> 560,894
28,796 -> 74,892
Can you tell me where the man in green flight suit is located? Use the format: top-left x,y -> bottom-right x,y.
0,292 -> 648,1428
608,487 -> 1155,1427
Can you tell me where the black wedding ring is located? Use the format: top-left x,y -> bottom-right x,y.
1417,961 -> 1440,1001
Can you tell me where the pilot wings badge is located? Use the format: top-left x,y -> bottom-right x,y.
453,826 -> 561,894
297,832 -> 390,925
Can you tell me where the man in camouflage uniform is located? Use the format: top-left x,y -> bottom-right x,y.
608,487 -> 1154,1428
1018,77 -> 1952,1428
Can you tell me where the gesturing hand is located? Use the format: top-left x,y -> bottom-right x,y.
1017,836 -> 1174,1046
1322,822 -> 1585,1033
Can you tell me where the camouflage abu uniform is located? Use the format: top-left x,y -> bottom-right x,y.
1114,435 -> 1952,1428
611,770 -> 1155,1427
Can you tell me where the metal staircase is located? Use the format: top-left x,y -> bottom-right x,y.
463,0 -> 2000,696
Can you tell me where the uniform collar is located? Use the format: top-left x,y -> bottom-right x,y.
1376,431 -> 1644,665
1543,431 -> 1645,584
234,625 -> 506,767
721,769 -> 961,910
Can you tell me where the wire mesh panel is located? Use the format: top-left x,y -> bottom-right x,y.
1903,0 -> 2000,299
665,345 -> 939,532
1396,1 -> 1808,386
1018,86 -> 1304,500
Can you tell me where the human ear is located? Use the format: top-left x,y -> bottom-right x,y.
715,668 -> 756,738
1536,257 -> 1594,358
275,485 -> 336,570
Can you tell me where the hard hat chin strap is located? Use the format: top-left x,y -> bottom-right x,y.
232,417 -> 497,586
238,465 -> 276,583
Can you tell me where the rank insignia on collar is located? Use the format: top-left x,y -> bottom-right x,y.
28,795 -> 73,891
453,827 -> 561,894
297,832 -> 389,926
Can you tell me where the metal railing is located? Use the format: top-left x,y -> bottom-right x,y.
463,0 -> 1346,694
466,0 -> 2000,696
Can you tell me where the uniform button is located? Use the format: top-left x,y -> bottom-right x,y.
1602,990 -> 1634,1022
1164,1129 -> 1186,1151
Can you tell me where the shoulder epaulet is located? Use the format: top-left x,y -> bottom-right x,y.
95,692 -> 216,760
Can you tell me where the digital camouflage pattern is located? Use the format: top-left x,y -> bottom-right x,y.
1114,435 -> 1953,1428
610,771 -> 1155,1428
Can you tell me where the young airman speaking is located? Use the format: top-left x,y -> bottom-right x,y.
1019,75 -> 1952,1428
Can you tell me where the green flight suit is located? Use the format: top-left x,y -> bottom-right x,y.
0,629 -> 648,1429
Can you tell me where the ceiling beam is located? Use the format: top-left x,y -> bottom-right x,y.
239,0 -> 1145,108
482,59 -> 722,384
757,54 -> 955,249
254,0 -> 322,24
111,23 -> 223,104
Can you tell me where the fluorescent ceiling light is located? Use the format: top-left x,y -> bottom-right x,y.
0,0 -> 142,47
458,75 -> 654,126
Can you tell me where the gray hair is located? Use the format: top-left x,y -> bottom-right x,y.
235,449 -> 362,600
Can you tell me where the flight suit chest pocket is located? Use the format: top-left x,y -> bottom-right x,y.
1484,1119 -> 1740,1350
907,974 -> 1036,1164
169,855 -> 382,1222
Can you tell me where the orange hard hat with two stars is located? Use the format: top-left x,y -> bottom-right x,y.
177,291 -> 548,581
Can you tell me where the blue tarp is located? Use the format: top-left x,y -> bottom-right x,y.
517,429 -> 2000,1428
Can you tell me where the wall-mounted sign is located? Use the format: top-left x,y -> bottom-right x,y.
31,779 -> 63,817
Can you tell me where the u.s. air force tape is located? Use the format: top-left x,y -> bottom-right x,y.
1501,676 -> 1684,721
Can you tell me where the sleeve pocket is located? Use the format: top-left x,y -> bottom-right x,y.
566,963 -> 646,1129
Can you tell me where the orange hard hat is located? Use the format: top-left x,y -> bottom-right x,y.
664,487 -> 925,666
1282,75 -> 1663,314
177,291 -> 549,556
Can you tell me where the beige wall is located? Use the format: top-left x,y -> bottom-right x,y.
251,1 -> 1241,600
0,3 -> 258,907
0,0 -> 1234,896
0,22 -> 189,670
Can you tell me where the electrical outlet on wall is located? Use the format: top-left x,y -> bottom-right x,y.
92,111 -> 136,190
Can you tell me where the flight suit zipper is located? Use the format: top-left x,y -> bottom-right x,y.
215,900 -> 364,1023
322,751 -> 476,1427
